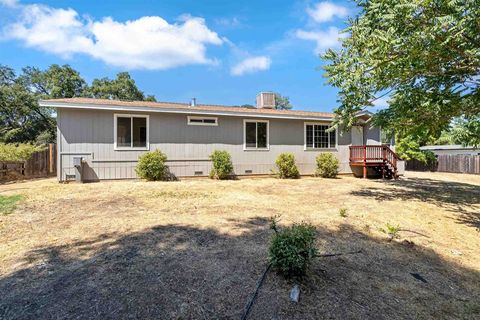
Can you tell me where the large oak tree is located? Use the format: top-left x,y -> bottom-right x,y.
323,0 -> 479,144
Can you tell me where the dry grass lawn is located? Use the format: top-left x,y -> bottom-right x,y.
0,172 -> 479,319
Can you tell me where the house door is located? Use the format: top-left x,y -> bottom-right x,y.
351,126 -> 364,145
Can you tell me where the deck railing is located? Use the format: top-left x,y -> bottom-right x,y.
349,145 -> 400,176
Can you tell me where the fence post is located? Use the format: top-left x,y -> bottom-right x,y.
49,143 -> 54,174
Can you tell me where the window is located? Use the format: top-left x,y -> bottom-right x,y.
187,116 -> 218,126
114,114 -> 149,150
304,123 -> 336,149
244,120 -> 269,150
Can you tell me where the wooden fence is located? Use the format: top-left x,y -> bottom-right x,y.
0,144 -> 56,180
407,154 -> 480,175
436,154 -> 480,174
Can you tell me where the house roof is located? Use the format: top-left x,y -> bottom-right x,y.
39,97 -> 336,121
420,145 -> 476,151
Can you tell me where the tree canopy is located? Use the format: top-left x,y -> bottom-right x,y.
86,72 -> 156,102
0,64 -> 157,143
274,93 -> 293,110
323,0 -> 479,143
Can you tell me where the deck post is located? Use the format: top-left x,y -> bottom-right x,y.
363,145 -> 367,178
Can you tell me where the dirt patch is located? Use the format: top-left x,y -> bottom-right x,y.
0,172 -> 479,319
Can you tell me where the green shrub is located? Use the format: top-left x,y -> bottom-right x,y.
339,208 -> 348,218
0,143 -> 43,161
209,150 -> 234,179
384,223 -> 401,240
275,153 -> 300,179
269,223 -> 318,278
315,153 -> 339,178
135,149 -> 169,181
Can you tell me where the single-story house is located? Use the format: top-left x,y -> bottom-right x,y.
420,145 -> 480,156
39,92 -> 403,182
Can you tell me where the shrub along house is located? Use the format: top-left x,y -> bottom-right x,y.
39,92 -> 403,182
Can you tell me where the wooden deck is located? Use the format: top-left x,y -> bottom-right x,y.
349,145 -> 400,179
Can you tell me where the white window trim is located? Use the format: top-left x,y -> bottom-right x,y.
187,116 -> 218,126
243,119 -> 270,151
304,122 -> 338,151
114,114 -> 150,151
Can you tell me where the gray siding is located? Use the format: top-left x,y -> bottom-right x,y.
57,108 -> 377,181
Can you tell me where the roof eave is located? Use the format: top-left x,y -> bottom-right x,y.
38,100 -> 334,121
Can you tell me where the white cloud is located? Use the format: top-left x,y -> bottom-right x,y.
307,2 -> 348,23
2,2 -> 223,70
295,27 -> 345,53
0,0 -> 19,8
231,56 -> 271,76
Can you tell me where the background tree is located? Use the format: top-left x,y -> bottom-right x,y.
450,115 -> 480,148
1,65 -> 157,144
87,72 -> 156,101
21,64 -> 87,99
274,93 -> 293,110
0,66 -> 52,143
323,0 -> 479,145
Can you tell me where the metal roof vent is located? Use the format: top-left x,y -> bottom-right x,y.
190,98 -> 196,107
256,92 -> 275,109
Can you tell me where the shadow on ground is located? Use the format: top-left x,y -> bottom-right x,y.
1,218 -> 479,319
350,177 -> 480,229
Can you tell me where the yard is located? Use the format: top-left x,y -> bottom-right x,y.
0,172 -> 479,319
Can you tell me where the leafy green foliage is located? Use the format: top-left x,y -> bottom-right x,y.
396,136 -> 436,164
0,144 -> 43,161
21,64 -> 87,99
135,150 -> 169,181
209,150 -> 234,179
1,64 -> 157,144
0,195 -> 23,215
315,153 -> 339,178
380,223 -> 401,240
323,0 -> 479,139
0,65 -> 54,143
269,223 -> 318,278
86,72 -> 156,101
275,153 -> 300,179
339,208 -> 348,218
451,116 -> 480,148
274,93 -> 293,110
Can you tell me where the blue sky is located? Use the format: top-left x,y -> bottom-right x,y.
0,0 -> 357,112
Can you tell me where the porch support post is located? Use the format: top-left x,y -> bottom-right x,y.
363,145 -> 367,178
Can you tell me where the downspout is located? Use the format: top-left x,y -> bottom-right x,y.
57,109 -> 62,182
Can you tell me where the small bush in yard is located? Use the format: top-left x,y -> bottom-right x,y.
316,153 -> 339,178
209,150 -> 234,179
269,223 -> 318,278
339,208 -> 348,217
135,149 -> 169,181
275,153 -> 300,179
380,223 -> 401,241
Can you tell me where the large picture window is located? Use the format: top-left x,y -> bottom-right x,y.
305,123 -> 336,149
114,114 -> 149,150
244,120 -> 269,150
